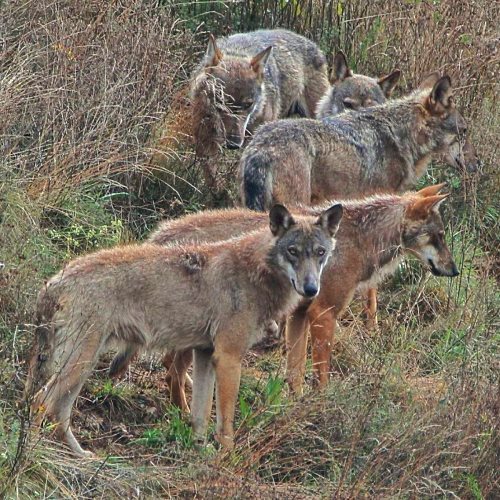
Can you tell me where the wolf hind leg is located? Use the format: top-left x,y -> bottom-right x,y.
163,349 -> 193,412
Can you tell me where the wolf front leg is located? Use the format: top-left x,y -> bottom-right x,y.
285,305 -> 310,395
364,287 -> 378,330
190,347 -> 216,444
308,301 -> 337,388
212,337 -> 246,449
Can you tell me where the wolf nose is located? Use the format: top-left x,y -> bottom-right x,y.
226,137 -> 242,149
303,282 -> 319,297
450,263 -> 460,277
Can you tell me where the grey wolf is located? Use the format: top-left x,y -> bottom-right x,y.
239,74 -> 477,212
111,184 -> 458,407
316,50 -> 400,118
26,204 -> 342,456
191,29 -> 329,156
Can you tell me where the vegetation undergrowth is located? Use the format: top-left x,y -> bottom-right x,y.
0,0 -> 498,498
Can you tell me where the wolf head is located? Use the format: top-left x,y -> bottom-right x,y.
402,183 -> 459,277
418,74 -> 480,172
316,51 -> 400,118
268,204 -> 343,298
196,34 -> 273,150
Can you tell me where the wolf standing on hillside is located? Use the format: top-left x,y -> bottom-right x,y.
191,29 -> 329,158
26,204 -> 342,456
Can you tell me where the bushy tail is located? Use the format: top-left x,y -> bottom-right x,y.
241,150 -> 274,212
24,321 -> 53,402
108,345 -> 139,379
24,289 -> 57,402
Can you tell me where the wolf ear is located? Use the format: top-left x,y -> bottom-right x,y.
205,34 -> 223,67
331,51 -> 352,82
418,71 -> 440,90
378,69 -> 401,97
429,76 -> 453,111
407,194 -> 449,220
416,182 -> 447,198
269,204 -> 295,236
316,204 -> 343,237
251,46 -> 273,74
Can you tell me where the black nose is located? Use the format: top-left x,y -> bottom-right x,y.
450,262 -> 460,277
226,139 -> 242,150
303,282 -> 318,297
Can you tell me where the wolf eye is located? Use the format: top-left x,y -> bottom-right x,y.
242,100 -> 254,110
288,246 -> 298,257
317,248 -> 326,257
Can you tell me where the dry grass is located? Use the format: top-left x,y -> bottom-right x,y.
0,0 -> 498,498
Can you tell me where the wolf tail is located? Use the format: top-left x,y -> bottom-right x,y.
241,150 -> 274,212
24,285 -> 61,404
108,345 -> 139,379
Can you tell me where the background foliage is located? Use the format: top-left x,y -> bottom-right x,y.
0,0 -> 498,497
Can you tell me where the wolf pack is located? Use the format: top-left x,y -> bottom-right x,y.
25,29 -> 480,457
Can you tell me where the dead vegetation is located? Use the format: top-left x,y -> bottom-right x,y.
0,0 -> 498,498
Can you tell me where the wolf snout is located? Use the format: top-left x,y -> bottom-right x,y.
226,135 -> 244,149
449,262 -> 460,277
428,258 -> 460,277
302,280 -> 319,298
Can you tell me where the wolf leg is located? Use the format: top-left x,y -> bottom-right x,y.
164,349 -> 193,412
285,306 -> 310,396
308,303 -> 336,388
364,287 -> 378,330
190,347 -> 215,443
213,344 -> 244,449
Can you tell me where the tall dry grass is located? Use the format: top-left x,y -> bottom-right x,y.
0,0 -> 498,498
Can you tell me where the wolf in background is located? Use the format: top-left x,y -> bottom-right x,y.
26,204 -> 343,456
240,74 -> 478,212
109,184 -> 458,407
191,29 -> 329,157
316,51 -> 401,118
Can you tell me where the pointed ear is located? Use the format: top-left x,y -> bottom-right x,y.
378,69 -> 401,97
316,204 -> 343,237
251,46 -> 273,74
407,194 -> 449,220
416,182 -> 448,198
205,33 -> 223,67
428,76 -> 453,111
331,51 -> 352,82
269,204 -> 295,237
418,71 -> 440,90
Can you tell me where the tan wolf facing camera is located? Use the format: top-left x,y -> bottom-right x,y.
239,74 -> 479,212
316,51 -> 401,118
191,29 -> 329,156
110,184 -> 458,407
26,204 -> 343,456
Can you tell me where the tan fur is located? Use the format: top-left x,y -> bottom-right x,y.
26,205 -> 342,456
